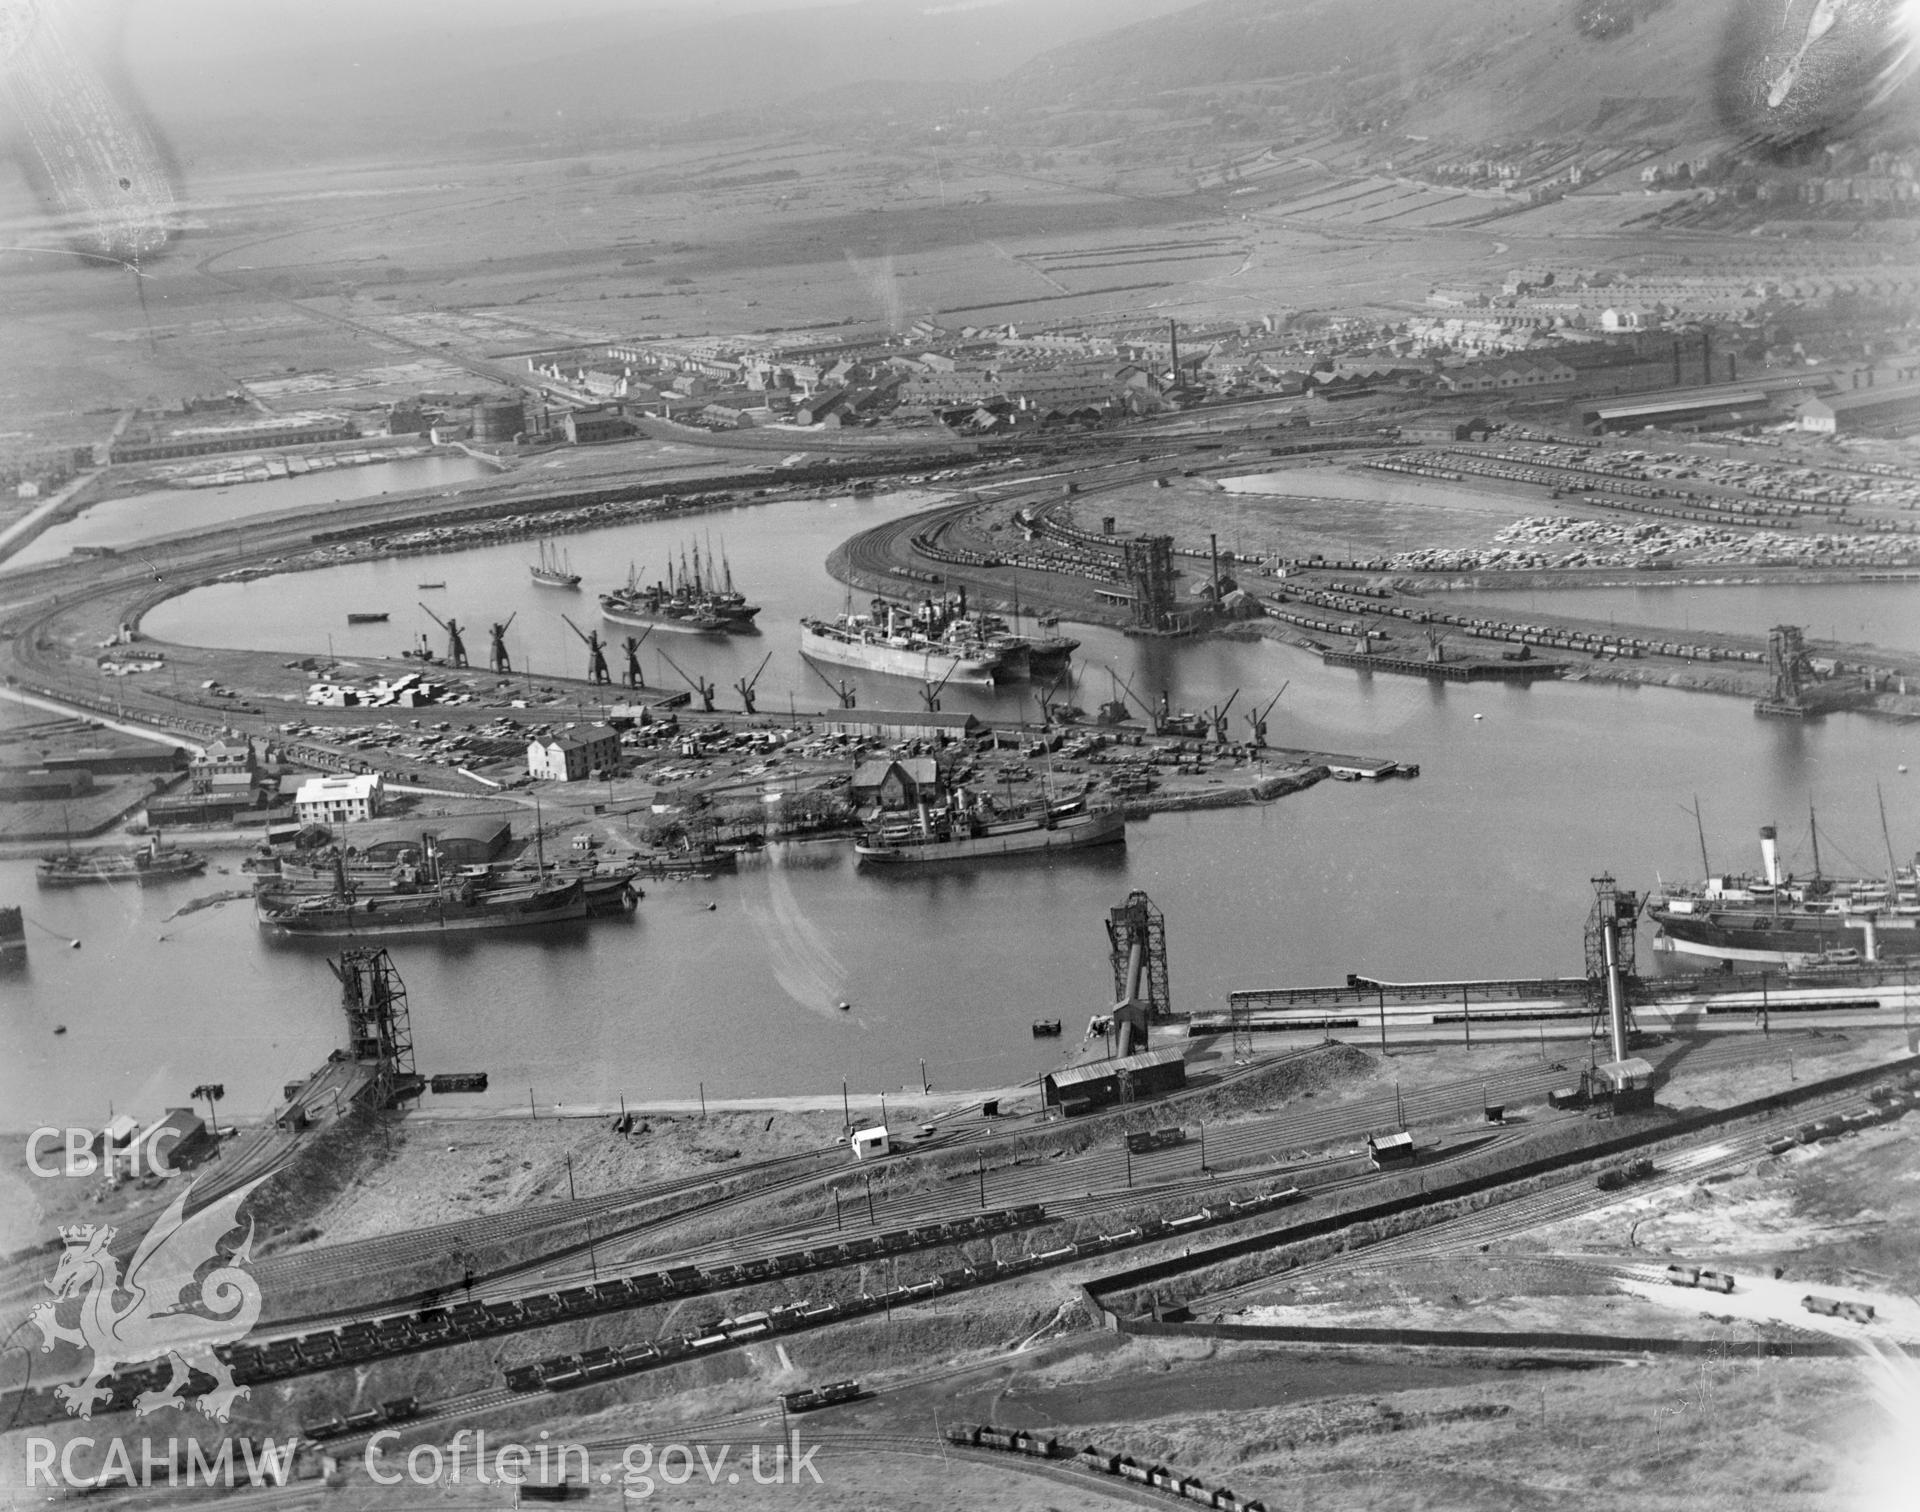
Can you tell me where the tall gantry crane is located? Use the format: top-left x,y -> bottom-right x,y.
417,603 -> 468,668
561,614 -> 611,685
621,628 -> 652,690
658,647 -> 716,712
487,613 -> 516,674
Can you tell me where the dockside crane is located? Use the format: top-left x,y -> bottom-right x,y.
920,657 -> 962,713
1093,669 -> 1135,727
418,603 -> 468,667
1245,684 -> 1286,747
561,614 -> 611,685
799,654 -> 856,709
1035,663 -> 1084,727
735,651 -> 773,715
621,628 -> 652,689
658,647 -> 716,712
487,612 -> 516,674
1208,689 -> 1240,746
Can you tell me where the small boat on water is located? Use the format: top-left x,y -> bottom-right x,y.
347,612 -> 389,624
531,540 -> 581,589
418,581 -> 446,590
0,905 -> 24,962
38,837 -> 208,888
1031,1018 -> 1063,1037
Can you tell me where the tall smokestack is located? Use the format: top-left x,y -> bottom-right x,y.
1702,327 -> 1712,386
1169,319 -> 1180,385
1759,825 -> 1780,886
1210,532 -> 1221,605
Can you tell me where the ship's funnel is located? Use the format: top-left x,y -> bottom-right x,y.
1759,825 -> 1780,886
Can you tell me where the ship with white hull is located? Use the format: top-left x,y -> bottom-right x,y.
1649,822 -> 1920,966
800,610 -> 1000,684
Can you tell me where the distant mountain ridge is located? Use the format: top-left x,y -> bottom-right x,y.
117,0 -> 1206,166
997,0 -> 1738,144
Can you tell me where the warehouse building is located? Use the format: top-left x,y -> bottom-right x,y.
822,710 -> 985,744
528,727 -> 620,782
294,773 -> 385,825
1796,380 -> 1920,435
1042,1047 -> 1187,1115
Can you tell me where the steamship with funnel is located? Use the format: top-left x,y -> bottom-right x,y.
800,600 -> 1002,684
1648,823 -> 1920,966
855,791 -> 1125,864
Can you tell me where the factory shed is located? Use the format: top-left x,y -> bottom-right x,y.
1796,380 -> 1920,435
361,815 -> 514,866
1595,1057 -> 1656,1112
822,710 -> 985,744
1043,1047 -> 1187,1114
1580,388 -> 1772,433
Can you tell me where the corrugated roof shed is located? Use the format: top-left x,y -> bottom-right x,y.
1047,1046 -> 1185,1093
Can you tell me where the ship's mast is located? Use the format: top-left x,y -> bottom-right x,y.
1691,794 -> 1710,879
1809,797 -> 1822,882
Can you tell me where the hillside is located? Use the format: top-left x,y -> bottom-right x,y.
112,0 -> 1207,167
997,0 -> 1743,144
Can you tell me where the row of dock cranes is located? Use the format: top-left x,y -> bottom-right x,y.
1034,665 -> 1288,748
403,603 -> 1285,742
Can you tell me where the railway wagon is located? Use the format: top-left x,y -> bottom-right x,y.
1696,1269 -> 1736,1294
783,1380 -> 862,1413
1803,1294 -> 1875,1324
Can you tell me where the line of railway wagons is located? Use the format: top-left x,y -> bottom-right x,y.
1802,1293 -> 1877,1325
947,1424 -> 1269,1511
301,1396 -> 420,1443
504,1191 -> 1302,1395
1766,1093 -> 1914,1156
1665,1264 -> 1738,1295
3,1205 -> 1047,1430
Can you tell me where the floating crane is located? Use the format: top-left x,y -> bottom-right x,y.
658,646 -> 716,712
561,614 -> 611,685
417,603 -> 468,667
621,628 -> 652,690
735,651 -> 774,715
1245,684 -> 1286,747
487,612 -> 516,674
799,654 -> 856,709
1208,689 -> 1240,746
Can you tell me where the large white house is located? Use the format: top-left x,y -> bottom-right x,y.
528,726 -> 620,782
293,773 -> 384,825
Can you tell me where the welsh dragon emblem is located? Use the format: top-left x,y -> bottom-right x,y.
30,1177 -> 267,1422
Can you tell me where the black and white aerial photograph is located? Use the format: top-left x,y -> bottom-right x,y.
2,0 -> 1919,1505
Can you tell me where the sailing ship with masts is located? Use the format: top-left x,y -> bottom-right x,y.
599,540 -> 760,634
530,540 -> 582,588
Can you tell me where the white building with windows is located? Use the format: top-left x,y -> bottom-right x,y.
293,773 -> 384,825
528,726 -> 620,782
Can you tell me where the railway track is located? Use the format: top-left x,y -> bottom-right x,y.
1201,1083 -> 1880,1303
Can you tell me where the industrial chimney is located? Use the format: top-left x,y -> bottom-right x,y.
1759,825 -> 1781,886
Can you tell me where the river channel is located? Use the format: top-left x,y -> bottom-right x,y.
4,490 -> 1916,1129
8,454 -> 499,569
